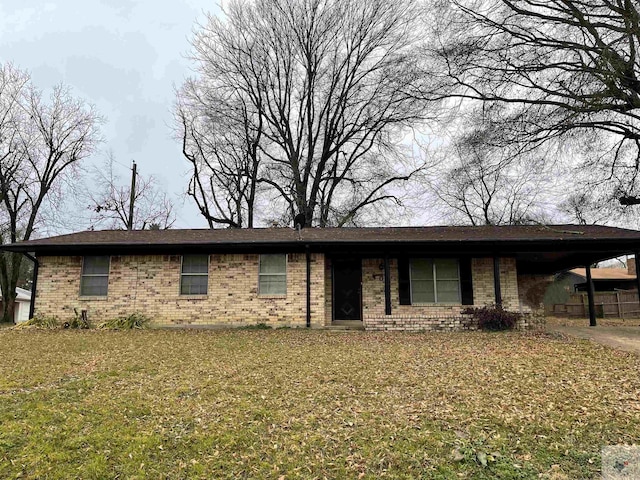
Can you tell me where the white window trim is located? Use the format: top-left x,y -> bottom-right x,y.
258,254 -> 287,296
409,258 -> 461,304
80,256 -> 110,297
180,254 -> 210,296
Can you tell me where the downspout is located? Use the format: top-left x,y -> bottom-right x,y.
306,244 -> 311,328
23,252 -> 38,320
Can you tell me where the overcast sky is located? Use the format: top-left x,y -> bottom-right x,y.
0,0 -> 222,228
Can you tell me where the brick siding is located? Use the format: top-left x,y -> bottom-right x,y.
518,274 -> 553,312
362,257 -> 540,331
35,253 -> 325,327
35,253 -> 542,330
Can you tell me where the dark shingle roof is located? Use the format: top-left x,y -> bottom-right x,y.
6,224 -> 640,251
6,225 -> 640,274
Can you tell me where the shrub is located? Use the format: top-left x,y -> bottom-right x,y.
15,315 -> 59,329
63,309 -> 90,329
98,313 -> 150,330
463,305 -> 521,331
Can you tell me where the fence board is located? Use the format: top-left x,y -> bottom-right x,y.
546,290 -> 640,318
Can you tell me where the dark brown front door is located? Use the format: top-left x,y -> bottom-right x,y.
333,258 -> 362,321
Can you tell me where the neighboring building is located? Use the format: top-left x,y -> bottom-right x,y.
4,225 -> 640,331
568,261 -> 637,292
0,287 -> 32,323
547,257 -> 638,295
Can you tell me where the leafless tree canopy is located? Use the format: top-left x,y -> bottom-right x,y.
428,116 -> 552,226
176,78 -> 262,228
88,154 -> 175,230
177,0 -> 432,228
0,63 -> 102,322
431,0 -> 640,208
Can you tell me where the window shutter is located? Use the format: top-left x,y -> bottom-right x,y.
460,257 -> 474,305
398,256 -> 411,305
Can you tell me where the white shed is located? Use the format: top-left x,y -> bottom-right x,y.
0,287 -> 32,323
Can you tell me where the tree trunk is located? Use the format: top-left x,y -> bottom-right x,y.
0,252 -> 21,323
1,294 -> 16,324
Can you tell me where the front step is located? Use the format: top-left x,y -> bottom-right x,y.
328,320 -> 365,330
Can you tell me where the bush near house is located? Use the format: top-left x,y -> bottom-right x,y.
97,312 -> 150,330
14,314 -> 60,329
14,312 -> 150,330
0,329 -> 638,479
463,305 -> 522,331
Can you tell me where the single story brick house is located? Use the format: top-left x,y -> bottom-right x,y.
5,225 -> 640,330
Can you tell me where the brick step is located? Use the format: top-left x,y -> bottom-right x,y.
327,320 -> 365,330
325,326 -> 366,331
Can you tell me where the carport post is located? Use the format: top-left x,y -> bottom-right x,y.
585,264 -> 597,327
635,252 -> 640,311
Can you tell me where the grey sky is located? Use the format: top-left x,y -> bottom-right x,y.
0,0 -> 221,228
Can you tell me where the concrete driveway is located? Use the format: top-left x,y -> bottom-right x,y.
547,325 -> 640,354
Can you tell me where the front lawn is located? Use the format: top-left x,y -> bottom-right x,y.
0,329 -> 638,479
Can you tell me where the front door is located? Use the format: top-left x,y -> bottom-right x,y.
333,258 -> 362,321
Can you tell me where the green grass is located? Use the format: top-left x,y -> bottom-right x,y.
0,329 -> 638,479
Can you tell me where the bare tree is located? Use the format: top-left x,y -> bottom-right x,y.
430,124 -> 550,225
430,0 -> 640,207
0,64 -> 29,212
88,153 -> 175,230
559,191 -> 608,225
178,0 -> 431,228
0,64 -> 102,322
558,177 -> 640,228
176,78 -> 262,228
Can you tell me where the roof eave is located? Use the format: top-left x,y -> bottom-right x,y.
4,236 -> 640,255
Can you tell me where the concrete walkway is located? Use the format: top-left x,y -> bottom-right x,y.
547,325 -> 640,354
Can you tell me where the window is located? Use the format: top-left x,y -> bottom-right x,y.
80,256 -> 110,296
410,258 -> 460,303
259,254 -> 286,295
181,255 -> 209,295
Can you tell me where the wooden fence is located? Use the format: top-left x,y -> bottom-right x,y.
546,290 -> 640,318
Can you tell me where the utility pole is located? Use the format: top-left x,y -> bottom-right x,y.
127,161 -> 137,230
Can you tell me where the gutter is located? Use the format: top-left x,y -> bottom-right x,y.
5,237 -> 640,255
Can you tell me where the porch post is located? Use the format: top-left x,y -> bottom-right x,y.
384,254 -> 391,315
585,263 -> 597,327
493,256 -> 502,307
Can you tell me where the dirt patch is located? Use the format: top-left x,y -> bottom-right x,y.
546,316 -> 640,327
547,325 -> 640,354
